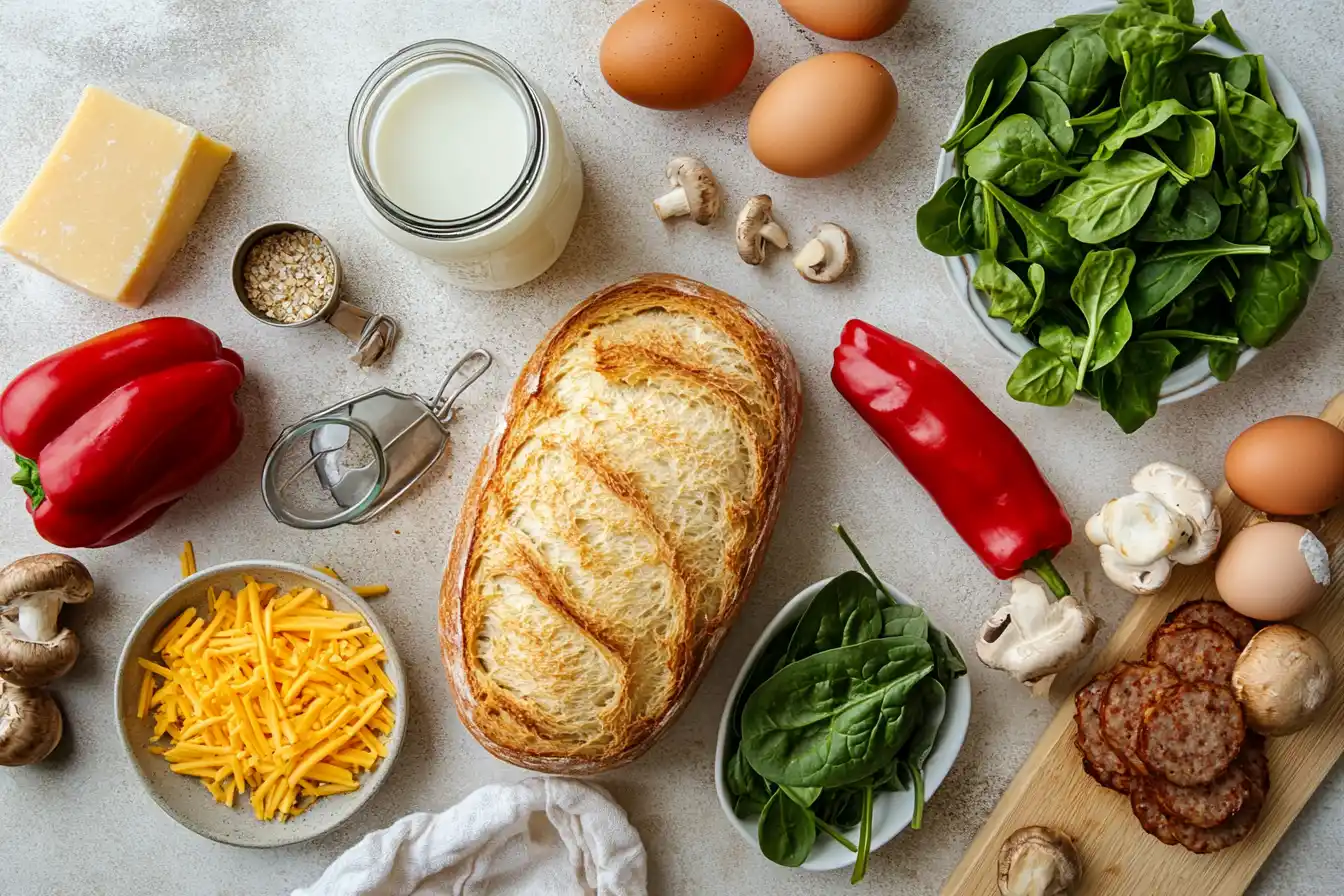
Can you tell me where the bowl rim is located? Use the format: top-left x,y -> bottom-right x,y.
112,560 -> 409,848
934,5 -> 1329,407
713,575 -> 972,872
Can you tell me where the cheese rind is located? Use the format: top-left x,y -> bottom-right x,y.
0,86 -> 232,307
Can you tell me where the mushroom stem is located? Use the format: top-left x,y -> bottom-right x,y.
653,188 -> 691,220
794,238 -> 828,271
759,222 -> 790,249
16,593 -> 62,643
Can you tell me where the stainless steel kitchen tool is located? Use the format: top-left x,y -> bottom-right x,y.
232,221 -> 399,367
261,349 -> 492,529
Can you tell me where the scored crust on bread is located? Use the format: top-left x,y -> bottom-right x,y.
440,274 -> 802,774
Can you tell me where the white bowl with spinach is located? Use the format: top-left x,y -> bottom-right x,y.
920,3 -> 1331,432
714,548 -> 971,882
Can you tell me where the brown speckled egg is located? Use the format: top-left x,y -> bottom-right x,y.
1225,415 -> 1344,516
599,0 -> 755,111
780,0 -> 911,41
749,53 -> 898,177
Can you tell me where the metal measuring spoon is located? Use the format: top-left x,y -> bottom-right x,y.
232,221 -> 398,367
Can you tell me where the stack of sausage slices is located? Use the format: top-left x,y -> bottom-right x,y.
1074,600 -> 1266,853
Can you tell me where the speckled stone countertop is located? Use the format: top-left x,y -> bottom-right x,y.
0,1 -> 1339,893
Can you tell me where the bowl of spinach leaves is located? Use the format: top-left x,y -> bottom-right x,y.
918,3 -> 1331,433
715,528 -> 971,883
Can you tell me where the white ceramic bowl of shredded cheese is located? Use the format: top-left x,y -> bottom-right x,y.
113,561 -> 407,848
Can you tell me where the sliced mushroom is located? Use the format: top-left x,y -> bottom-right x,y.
1086,462 -> 1222,595
977,578 -> 1098,685
794,223 -> 854,283
652,156 -> 722,225
998,826 -> 1082,896
735,195 -> 790,265
0,683 -> 63,767
0,554 -> 93,687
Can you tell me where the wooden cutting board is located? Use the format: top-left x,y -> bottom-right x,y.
942,393 -> 1344,896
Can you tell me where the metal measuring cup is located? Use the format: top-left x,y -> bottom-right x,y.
232,221 -> 398,367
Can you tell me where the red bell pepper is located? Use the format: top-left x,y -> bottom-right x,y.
0,318 -> 245,549
832,319 -> 1073,597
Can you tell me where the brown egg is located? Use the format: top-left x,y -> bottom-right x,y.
749,53 -> 898,178
599,0 -> 754,110
1215,522 -> 1331,621
1225,415 -> 1344,515
779,0 -> 911,41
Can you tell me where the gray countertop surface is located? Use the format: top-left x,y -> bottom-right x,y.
0,1 -> 1339,893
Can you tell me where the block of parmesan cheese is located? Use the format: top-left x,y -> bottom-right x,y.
0,86 -> 233,307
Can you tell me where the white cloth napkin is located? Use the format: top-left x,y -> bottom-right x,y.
293,777 -> 647,896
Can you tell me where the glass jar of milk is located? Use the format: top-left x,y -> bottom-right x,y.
348,40 -> 584,291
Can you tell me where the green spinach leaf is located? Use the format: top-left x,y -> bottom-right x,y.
1021,81 -> 1076,153
1234,250 -> 1317,347
917,176 -> 975,256
740,637 -> 934,788
1213,74 -> 1298,173
1093,299 -> 1134,370
982,181 -> 1084,272
1120,51 -> 1175,119
946,29 -> 1066,151
1130,238 -> 1271,319
927,625 -> 967,688
1289,164 -> 1334,261
1096,339 -> 1180,433
1136,179 -> 1221,241
1044,150 -> 1167,243
1101,4 -> 1207,66
1206,10 -> 1247,50
1030,27 -> 1113,111
881,605 -> 930,640
785,571 -> 884,664
1208,336 -> 1241,381
1265,210 -> 1305,251
1007,348 -> 1078,406
901,679 -> 948,831
758,789 -> 816,867
1071,248 -> 1136,384
965,114 -> 1081,196
1096,98 -> 1203,159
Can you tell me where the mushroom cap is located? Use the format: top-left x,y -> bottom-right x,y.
665,156 -> 721,224
998,825 -> 1082,896
0,682 -> 63,767
0,554 -> 94,607
1233,624 -> 1336,736
0,620 -> 80,687
795,223 -> 855,283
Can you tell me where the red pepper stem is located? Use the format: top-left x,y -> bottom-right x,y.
11,455 -> 44,508
1024,554 -> 1071,599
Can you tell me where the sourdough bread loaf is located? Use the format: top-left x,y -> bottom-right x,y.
440,274 -> 801,773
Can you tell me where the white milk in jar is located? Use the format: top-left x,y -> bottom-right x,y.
348,40 -> 584,291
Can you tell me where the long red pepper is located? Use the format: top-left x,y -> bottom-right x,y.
831,319 -> 1073,597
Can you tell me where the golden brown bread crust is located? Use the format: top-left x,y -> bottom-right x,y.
440,273 -> 801,774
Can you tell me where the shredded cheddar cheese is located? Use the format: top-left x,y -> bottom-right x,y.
180,541 -> 197,578
140,580 -> 396,822
315,564 -> 389,599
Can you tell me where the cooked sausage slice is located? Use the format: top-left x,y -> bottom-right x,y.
1101,662 -> 1181,775
1075,672 -> 1133,792
1139,683 -> 1245,787
1169,767 -> 1267,854
1168,601 -> 1257,649
1146,623 -> 1239,686
1130,780 -> 1179,846
1150,746 -> 1252,828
